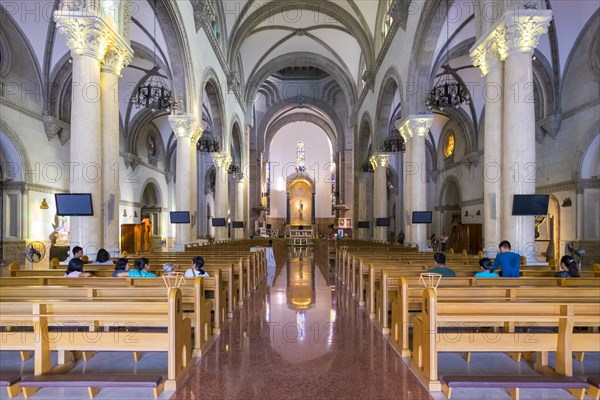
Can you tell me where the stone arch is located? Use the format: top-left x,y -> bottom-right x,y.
264,113 -> 336,162
358,112 -> 373,166
230,118 -> 243,167
561,8 -> 600,91
202,69 -> 226,147
572,128 -> 600,181
257,97 -> 344,153
244,52 -> 356,113
227,1 -> 375,73
140,178 -> 163,208
375,66 -> 403,146
0,121 -> 31,183
438,175 -> 463,209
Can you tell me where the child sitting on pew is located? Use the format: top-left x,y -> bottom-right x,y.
184,256 -> 210,278
64,258 -> 94,277
129,257 -> 157,278
474,257 -> 499,278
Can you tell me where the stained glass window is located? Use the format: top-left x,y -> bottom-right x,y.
444,131 -> 455,158
382,0 -> 395,37
296,142 -> 305,171
331,163 -> 337,215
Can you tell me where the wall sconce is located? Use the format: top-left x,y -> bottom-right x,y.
123,209 -> 128,217
464,210 -> 469,217
476,210 -> 481,216
134,211 -> 138,218
40,198 -> 49,209
562,197 -> 572,207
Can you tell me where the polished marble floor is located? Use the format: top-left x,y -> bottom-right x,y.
1,249 -> 598,399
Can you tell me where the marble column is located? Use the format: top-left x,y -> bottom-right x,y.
234,174 -> 245,239
357,172 -> 370,240
169,114 -> 202,248
499,10 -> 552,259
399,115 -> 433,249
212,152 -> 232,241
101,44 -> 132,252
370,153 -> 389,242
54,12 -> 112,256
470,33 -> 503,258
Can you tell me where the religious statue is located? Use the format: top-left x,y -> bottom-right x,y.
298,200 -> 304,222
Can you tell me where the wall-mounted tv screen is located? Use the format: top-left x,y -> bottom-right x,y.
375,218 -> 390,227
357,221 -> 370,228
412,211 -> 433,224
232,221 -> 244,228
212,218 -> 227,227
512,194 -> 549,216
55,193 -> 93,216
170,211 -> 190,224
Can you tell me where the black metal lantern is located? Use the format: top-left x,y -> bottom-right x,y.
380,129 -> 406,153
197,130 -> 221,153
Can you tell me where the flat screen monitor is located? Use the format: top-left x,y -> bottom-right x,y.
55,193 -> 94,216
357,221 -> 370,229
512,194 -> 549,216
375,218 -> 390,227
170,211 -> 190,224
412,211 -> 433,224
212,218 -> 227,227
232,221 -> 244,228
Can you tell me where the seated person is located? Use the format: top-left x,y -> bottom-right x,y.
554,255 -> 580,278
94,248 -> 114,265
427,252 -> 456,277
128,257 -> 157,278
474,257 -> 499,278
163,263 -> 176,274
64,245 -> 83,263
112,258 -> 129,277
492,240 -> 521,277
184,256 -> 210,278
65,258 -> 93,277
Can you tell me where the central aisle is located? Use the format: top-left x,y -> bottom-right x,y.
171,249 -> 432,399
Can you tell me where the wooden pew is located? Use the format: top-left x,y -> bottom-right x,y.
0,288 -> 192,390
0,276 -> 222,357
410,288 -> 600,392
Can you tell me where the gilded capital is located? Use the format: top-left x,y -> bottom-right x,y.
211,152 -> 233,169
102,43 -> 133,75
169,114 -> 202,141
369,153 -> 389,170
54,16 -> 111,60
399,114 -> 433,140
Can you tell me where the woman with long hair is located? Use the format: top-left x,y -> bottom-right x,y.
554,255 -> 580,278
128,257 -> 157,278
184,256 -> 209,278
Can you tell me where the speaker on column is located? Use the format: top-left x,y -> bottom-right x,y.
489,193 -> 496,220
107,194 -> 115,221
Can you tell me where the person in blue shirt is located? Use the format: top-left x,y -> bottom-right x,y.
492,240 -> 521,277
475,257 -> 499,278
427,252 -> 456,277
128,257 -> 157,278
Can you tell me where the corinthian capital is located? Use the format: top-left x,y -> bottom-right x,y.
502,10 -> 552,58
470,35 -> 502,77
369,153 -> 389,170
398,114 -> 433,141
169,114 -> 202,142
211,152 -> 232,169
54,16 -> 111,59
102,42 -> 133,75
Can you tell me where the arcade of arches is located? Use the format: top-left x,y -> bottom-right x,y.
0,0 -> 599,398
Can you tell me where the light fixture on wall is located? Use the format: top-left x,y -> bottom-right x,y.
130,0 -> 176,113
476,209 -> 481,216
123,209 -> 128,217
424,0 -> 471,111
40,198 -> 49,210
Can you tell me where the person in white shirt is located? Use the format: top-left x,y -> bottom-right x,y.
184,256 -> 210,278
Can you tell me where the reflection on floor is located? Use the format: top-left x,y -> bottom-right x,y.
1,249 -> 598,399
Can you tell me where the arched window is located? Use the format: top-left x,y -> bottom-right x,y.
382,0 -> 395,37
444,131 -> 455,158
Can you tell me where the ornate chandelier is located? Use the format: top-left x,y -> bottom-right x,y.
197,130 -> 221,153
131,0 -> 176,113
425,0 -> 471,111
131,67 -> 176,112
380,129 -> 406,153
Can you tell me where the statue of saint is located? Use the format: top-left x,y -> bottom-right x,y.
298,201 -> 304,222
